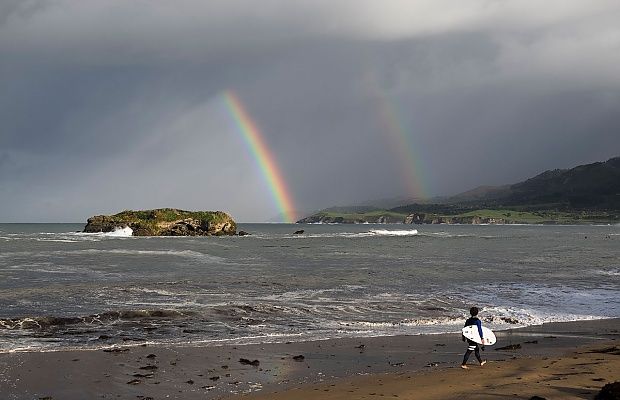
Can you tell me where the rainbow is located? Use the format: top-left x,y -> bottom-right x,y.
222,90 -> 297,222
370,81 -> 428,199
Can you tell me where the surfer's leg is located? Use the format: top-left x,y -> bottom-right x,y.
462,349 -> 472,364
462,345 -> 476,367
474,346 -> 483,363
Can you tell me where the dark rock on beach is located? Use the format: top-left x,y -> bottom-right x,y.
595,381 -> 620,400
132,373 -> 153,378
83,208 -> 236,236
239,358 -> 260,366
589,346 -> 620,355
103,348 -> 129,353
495,344 -> 522,351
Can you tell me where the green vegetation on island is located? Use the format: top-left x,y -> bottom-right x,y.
83,208 -> 237,236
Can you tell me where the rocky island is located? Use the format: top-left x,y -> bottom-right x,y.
83,208 -> 237,236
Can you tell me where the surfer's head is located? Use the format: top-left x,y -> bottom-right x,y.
469,307 -> 479,316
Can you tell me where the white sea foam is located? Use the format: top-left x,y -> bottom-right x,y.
363,229 -> 418,237
330,307 -> 613,337
594,269 -> 620,276
34,239 -> 80,243
130,288 -> 179,297
259,286 -> 366,301
62,249 -> 223,262
104,226 -> 133,237
2,249 -> 224,263
481,305 -> 608,329
341,317 -> 463,329
287,229 -> 419,239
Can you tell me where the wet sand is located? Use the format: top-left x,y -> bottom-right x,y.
0,319 -> 618,399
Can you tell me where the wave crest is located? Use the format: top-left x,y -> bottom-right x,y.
0,309 -> 192,330
364,229 -> 418,237
103,227 -> 133,237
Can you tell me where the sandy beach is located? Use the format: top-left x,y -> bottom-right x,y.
0,318 -> 618,399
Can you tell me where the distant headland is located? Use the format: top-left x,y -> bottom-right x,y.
297,156 -> 620,225
83,209 -> 236,236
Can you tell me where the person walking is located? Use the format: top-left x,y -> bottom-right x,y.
461,306 -> 487,369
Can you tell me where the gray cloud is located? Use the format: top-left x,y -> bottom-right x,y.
1,1 -> 619,222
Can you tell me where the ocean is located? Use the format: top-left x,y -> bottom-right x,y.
0,223 -> 618,353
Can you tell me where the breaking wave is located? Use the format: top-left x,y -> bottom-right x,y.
362,229 -> 419,237
65,249 -> 224,262
283,229 -> 419,239
103,226 -> 133,237
0,309 -> 193,330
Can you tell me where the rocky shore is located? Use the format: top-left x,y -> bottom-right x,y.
83,208 -> 237,236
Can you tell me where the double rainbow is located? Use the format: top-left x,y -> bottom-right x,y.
371,81 -> 428,199
222,91 -> 297,223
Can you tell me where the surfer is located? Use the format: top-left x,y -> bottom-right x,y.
461,306 -> 487,369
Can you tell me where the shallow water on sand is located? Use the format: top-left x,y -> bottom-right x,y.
0,223 -> 618,352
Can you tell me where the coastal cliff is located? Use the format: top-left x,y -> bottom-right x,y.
83,209 -> 236,236
403,213 -> 507,225
297,212 -> 405,224
296,212 -> 508,225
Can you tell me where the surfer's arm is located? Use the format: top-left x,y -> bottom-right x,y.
476,320 -> 483,339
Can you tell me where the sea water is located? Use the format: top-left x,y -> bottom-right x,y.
0,223 -> 618,352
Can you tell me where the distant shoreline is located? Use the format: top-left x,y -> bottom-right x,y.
297,221 -> 619,225
297,207 -> 619,225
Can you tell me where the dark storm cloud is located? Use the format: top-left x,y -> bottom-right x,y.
1,1 -> 619,222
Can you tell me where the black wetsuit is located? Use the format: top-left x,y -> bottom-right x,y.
462,316 -> 483,365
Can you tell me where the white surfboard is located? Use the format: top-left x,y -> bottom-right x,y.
462,325 -> 496,346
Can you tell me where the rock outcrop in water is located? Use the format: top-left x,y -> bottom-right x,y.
83,208 -> 236,236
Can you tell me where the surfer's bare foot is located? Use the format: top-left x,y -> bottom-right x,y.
480,360 -> 487,366
461,365 -> 469,369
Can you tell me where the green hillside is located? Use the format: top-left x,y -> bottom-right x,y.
297,157 -> 620,224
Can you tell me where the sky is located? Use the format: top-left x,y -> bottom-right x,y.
1,0 -> 619,222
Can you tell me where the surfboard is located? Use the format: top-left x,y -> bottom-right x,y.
462,325 -> 496,345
